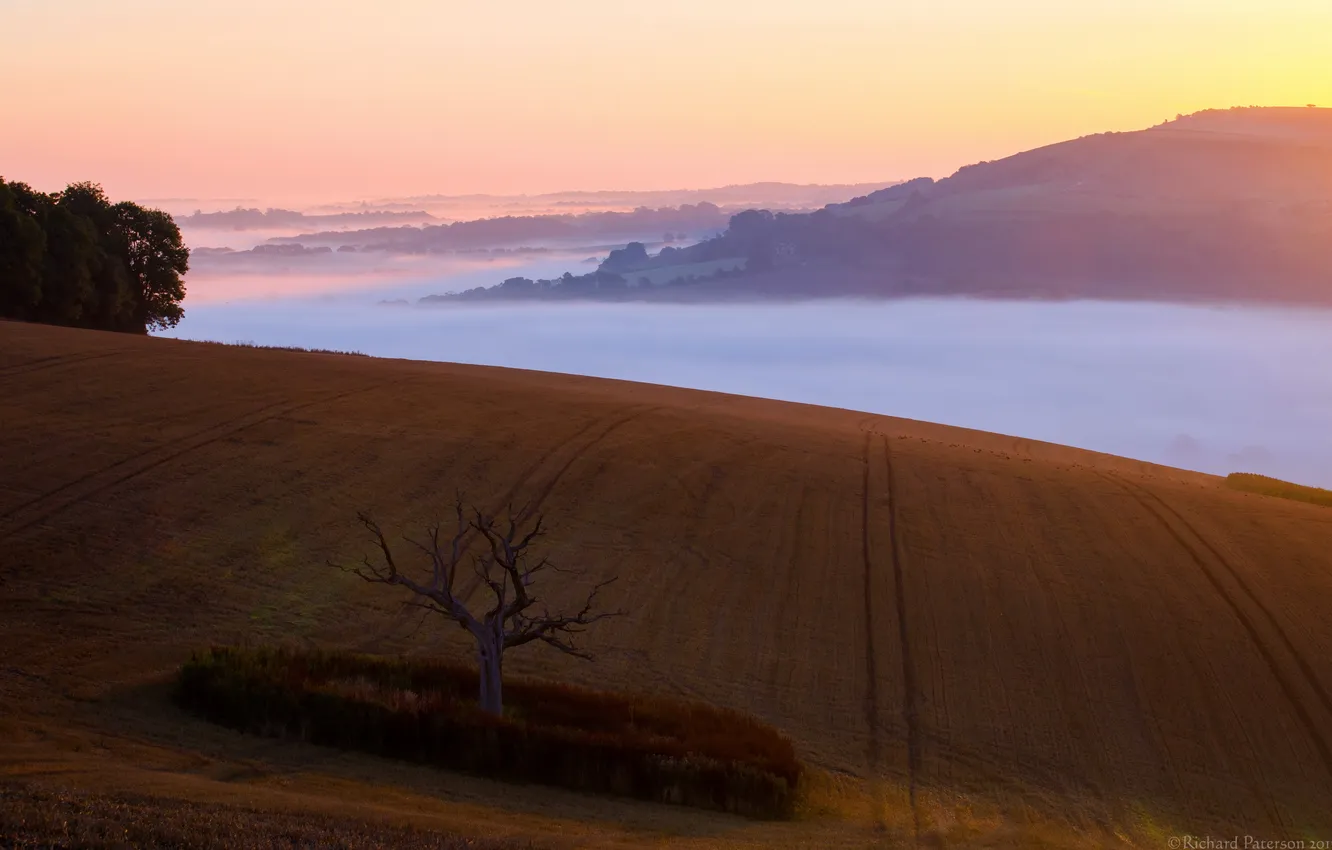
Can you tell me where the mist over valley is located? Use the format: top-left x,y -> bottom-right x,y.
159,295 -> 1332,489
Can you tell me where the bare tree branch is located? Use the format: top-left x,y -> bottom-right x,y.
332,500 -> 621,715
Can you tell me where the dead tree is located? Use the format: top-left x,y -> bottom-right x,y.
336,503 -> 620,715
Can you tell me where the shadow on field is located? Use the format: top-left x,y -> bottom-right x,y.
79,672 -> 792,843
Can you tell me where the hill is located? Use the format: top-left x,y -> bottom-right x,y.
446,107 -> 1332,304
3,321 -> 1332,846
773,107 -> 1332,302
892,106 -> 1332,220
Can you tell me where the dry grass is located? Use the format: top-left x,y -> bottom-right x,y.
176,646 -> 800,818
2,320 -> 1331,845
1227,472 -> 1332,508
0,781 -> 542,849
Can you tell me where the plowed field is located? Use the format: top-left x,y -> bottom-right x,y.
3,320 -> 1330,847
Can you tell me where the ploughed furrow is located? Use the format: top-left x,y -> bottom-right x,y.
0,350 -> 115,379
0,384 -> 391,543
395,405 -> 620,601
578,424 -> 871,778
1131,479 -> 1332,725
0,399 -> 289,525
882,435 -> 921,842
457,405 -> 656,602
514,405 -> 659,524
1101,472 -> 1332,780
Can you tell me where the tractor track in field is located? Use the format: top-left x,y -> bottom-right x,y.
768,485 -> 808,671
862,432 -> 920,842
1129,477 -> 1332,722
0,350 -> 118,380
0,383 -> 394,544
882,434 -> 921,843
1100,471 -> 1332,780
0,399 -> 289,524
454,405 -> 658,602
860,433 -> 884,823
513,405 -> 660,526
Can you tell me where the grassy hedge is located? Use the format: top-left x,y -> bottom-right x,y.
176,647 -> 800,819
1226,473 -> 1332,508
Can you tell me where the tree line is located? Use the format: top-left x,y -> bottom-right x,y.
1,178 -> 189,333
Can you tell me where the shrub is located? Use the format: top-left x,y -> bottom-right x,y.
176,647 -> 800,819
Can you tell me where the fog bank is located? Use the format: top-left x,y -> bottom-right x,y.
160,299 -> 1332,488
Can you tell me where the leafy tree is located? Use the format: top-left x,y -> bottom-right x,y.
0,178 -> 189,333
113,201 -> 189,331
0,181 -> 46,318
36,203 -> 101,327
57,182 -> 135,330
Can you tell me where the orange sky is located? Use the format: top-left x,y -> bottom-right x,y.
2,0 -> 1329,206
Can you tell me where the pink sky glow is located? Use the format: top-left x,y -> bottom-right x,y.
3,0 -> 1329,206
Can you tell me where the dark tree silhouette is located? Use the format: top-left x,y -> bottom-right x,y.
336,503 -> 621,715
0,178 -> 189,333
0,181 -> 48,319
114,201 -> 190,331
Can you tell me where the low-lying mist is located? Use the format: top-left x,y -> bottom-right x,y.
160,298 -> 1332,488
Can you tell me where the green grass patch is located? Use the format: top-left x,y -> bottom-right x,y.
1226,473 -> 1332,508
176,647 -> 800,819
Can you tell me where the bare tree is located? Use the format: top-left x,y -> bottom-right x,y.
335,502 -> 621,715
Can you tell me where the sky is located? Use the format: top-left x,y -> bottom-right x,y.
3,0 -> 1330,205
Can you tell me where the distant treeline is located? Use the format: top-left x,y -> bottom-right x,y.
1,178 -> 189,333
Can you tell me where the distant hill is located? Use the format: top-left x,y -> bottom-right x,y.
765,107 -> 1332,303
887,106 -> 1332,217
271,203 -> 735,253
180,208 -> 438,231
452,107 -> 1332,305
350,181 -> 902,217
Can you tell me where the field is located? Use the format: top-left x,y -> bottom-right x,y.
3,320 -> 1332,847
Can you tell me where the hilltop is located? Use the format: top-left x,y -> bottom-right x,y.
3,321 -> 1332,846
875,105 -> 1332,217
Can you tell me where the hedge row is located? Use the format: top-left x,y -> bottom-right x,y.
176,647 -> 799,819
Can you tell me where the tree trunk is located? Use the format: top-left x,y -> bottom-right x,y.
477,639 -> 503,716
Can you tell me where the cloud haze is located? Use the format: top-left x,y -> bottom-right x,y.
159,298 -> 1332,488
